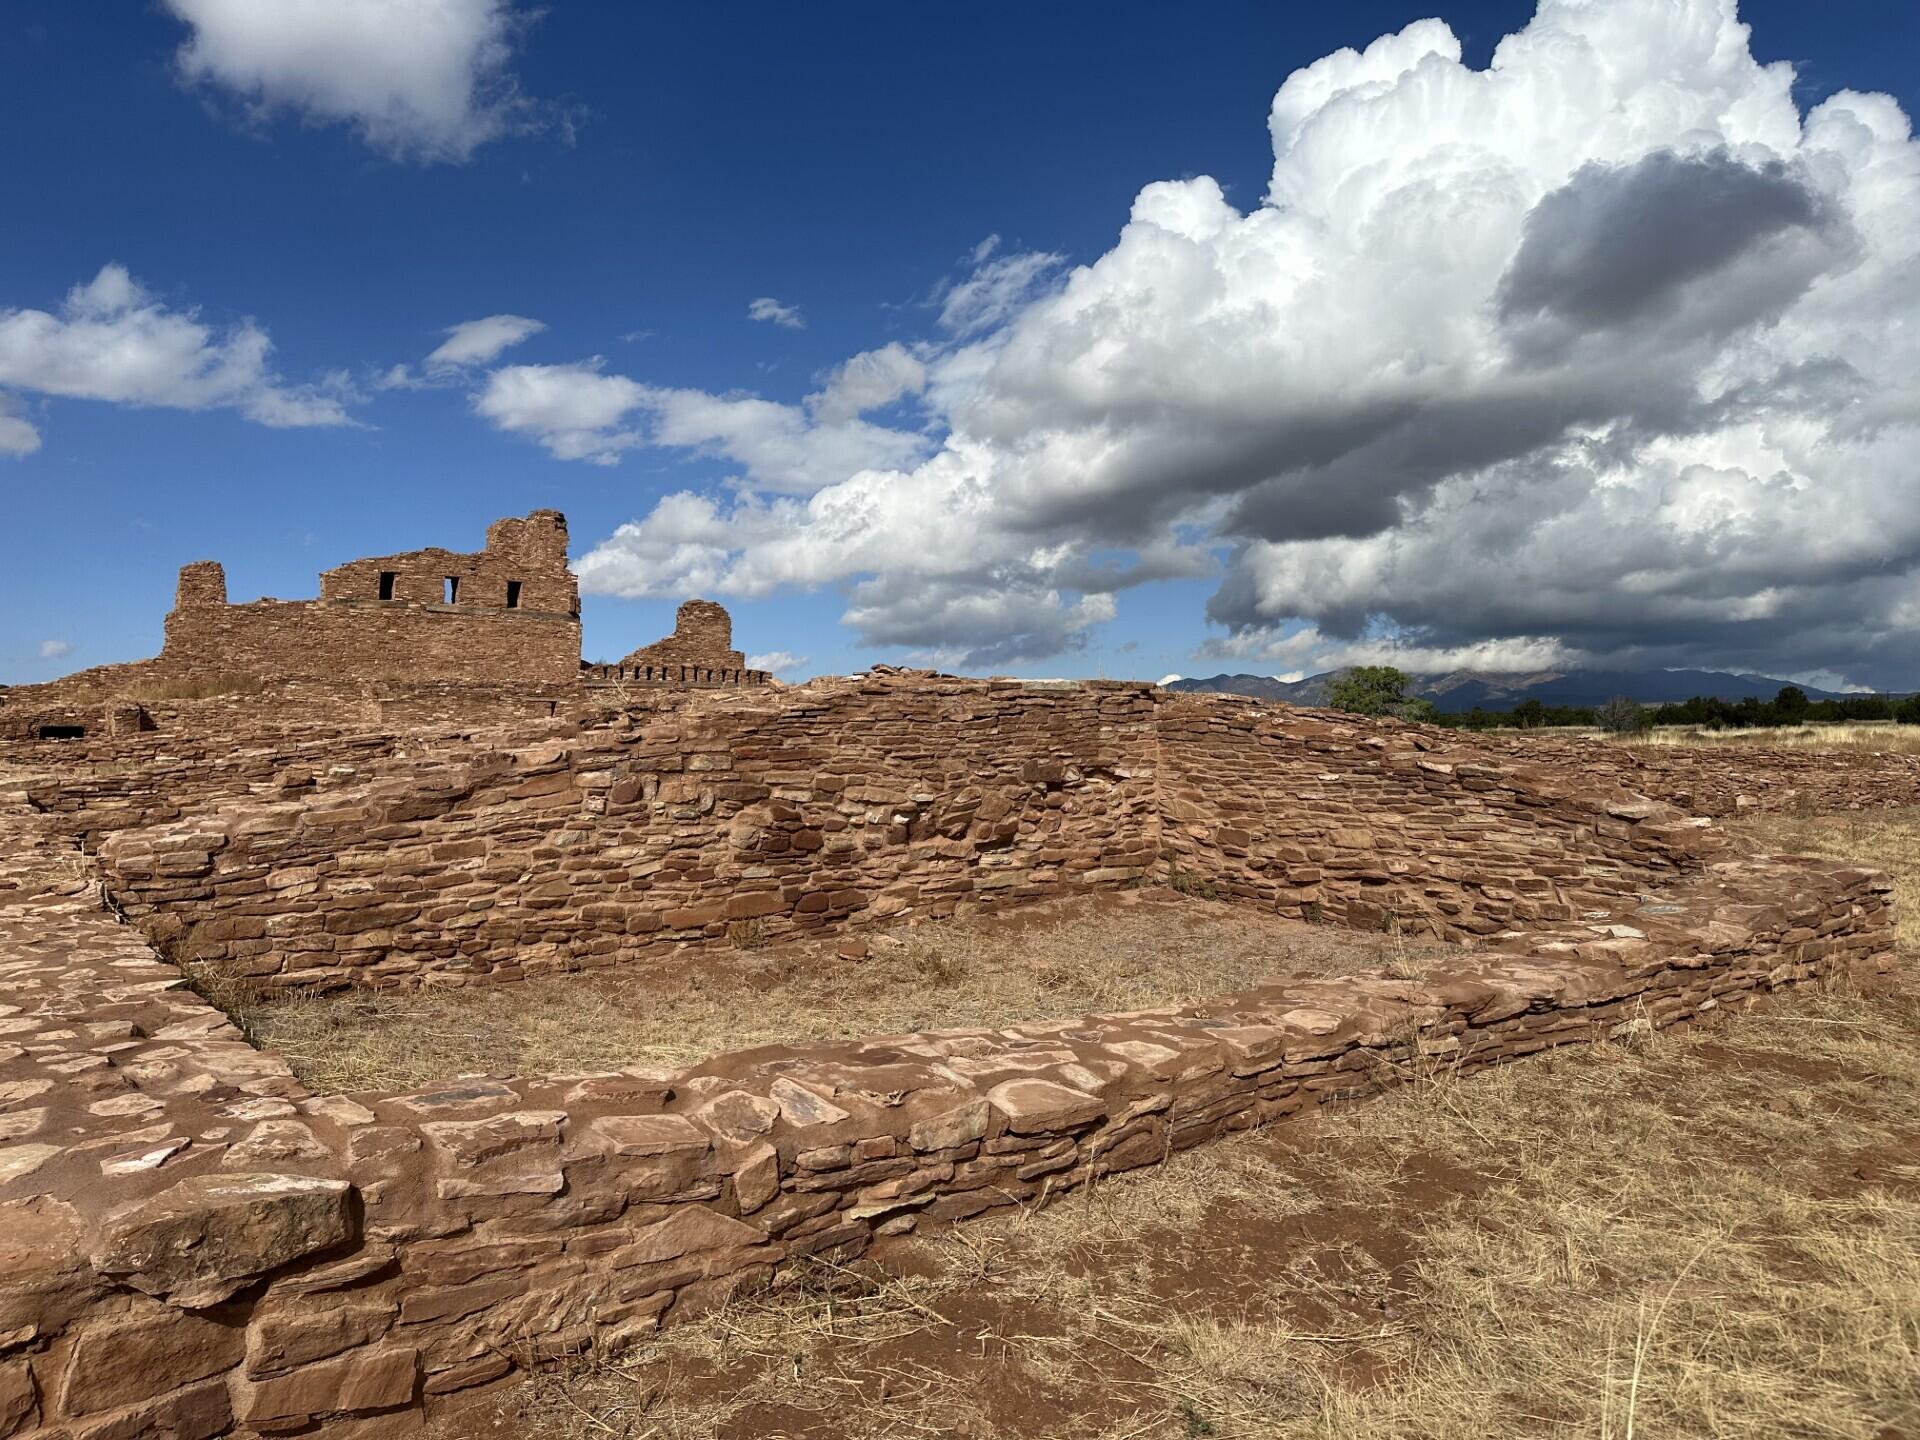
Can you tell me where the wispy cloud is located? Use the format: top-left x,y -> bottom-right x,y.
747,297 -> 805,330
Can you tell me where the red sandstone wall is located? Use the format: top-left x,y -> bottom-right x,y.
621,598 -> 745,671
161,598 -> 582,686
1156,697 -> 1719,938
1485,735 -> 1920,817
0,684 -> 1906,1438
97,679 -> 1164,991
58,685 -> 1920,999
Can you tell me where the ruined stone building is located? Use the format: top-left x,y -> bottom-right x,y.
162,510 -> 583,686
586,598 -> 770,687
4,511 -> 771,747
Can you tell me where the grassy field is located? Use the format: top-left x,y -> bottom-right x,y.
1612,723 -> 1920,756
431,808 -> 1920,1440
203,890 -> 1450,1093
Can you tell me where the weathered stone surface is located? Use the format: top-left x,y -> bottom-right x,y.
222,1120 -> 333,1168
420,1110 -> 564,1164
60,1310 -> 244,1415
246,1302 -> 396,1377
0,1144 -> 61,1189
908,1099 -> 991,1152
69,1376 -> 230,1440
987,1080 -> 1105,1135
731,1143 -> 780,1214
591,1113 -> 709,1157
618,1208 -> 768,1267
0,1361 -> 36,1437
91,1173 -> 353,1307
231,1344 -> 419,1425
692,1090 -> 781,1144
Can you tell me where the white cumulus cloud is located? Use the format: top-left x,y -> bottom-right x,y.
37,640 -> 72,660
572,0 -> 1920,684
0,264 -> 355,445
164,0 -> 541,163
473,360 -> 648,464
476,347 -> 935,485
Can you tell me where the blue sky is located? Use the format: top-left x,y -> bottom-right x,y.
4,1 -> 1918,688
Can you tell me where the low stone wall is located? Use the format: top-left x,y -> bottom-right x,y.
93,679 -> 1164,992
0,769 -> 1895,1438
1489,734 -> 1920,817
78,682 -> 1771,996
1157,697 -> 1717,937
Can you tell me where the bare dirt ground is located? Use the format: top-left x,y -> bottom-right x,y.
205,889 -> 1453,1094
424,809 -> 1920,1440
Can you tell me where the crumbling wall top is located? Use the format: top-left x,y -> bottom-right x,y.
314,510 -> 579,615
484,509 -> 570,573
620,597 -> 747,671
174,560 -> 226,610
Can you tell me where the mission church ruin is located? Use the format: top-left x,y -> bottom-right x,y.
76,510 -> 767,698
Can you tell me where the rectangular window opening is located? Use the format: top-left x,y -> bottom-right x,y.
378,571 -> 396,600
37,724 -> 86,740
505,580 -> 522,609
444,576 -> 459,604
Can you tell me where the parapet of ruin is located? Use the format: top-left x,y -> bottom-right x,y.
0,677 -> 1903,1438
583,598 -> 771,688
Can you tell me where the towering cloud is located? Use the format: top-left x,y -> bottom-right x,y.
576,0 -> 1920,682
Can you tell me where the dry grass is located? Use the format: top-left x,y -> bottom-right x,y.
1611,722 -> 1920,756
443,970 -> 1920,1440
217,891 -> 1450,1094
435,808 -> 1920,1440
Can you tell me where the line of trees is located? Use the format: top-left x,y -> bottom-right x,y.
1328,670 -> 1920,731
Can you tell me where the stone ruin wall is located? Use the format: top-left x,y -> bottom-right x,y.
92,679 -> 1163,992
158,511 -> 582,689
1157,697 -> 1703,937
0,684 -> 1900,1439
60,683 -> 1920,999
583,598 -> 771,689
1482,733 -> 1920,817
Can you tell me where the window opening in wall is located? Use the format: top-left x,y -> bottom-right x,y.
378,571 -> 396,600
445,576 -> 459,604
505,580 -> 522,609
37,725 -> 86,740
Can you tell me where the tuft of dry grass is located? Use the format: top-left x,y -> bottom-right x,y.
223,892 -> 1450,1094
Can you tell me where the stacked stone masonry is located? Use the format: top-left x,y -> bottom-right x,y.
0,680 -> 1901,1439
158,511 -> 582,688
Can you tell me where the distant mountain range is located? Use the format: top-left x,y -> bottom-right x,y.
1164,667 -> 1860,714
